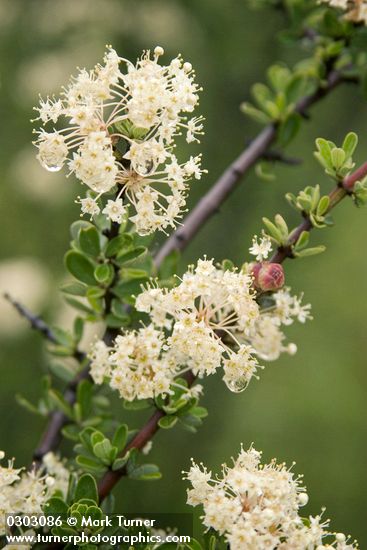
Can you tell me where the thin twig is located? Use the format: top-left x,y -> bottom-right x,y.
4,292 -> 58,345
4,292 -> 86,364
154,68 -> 348,268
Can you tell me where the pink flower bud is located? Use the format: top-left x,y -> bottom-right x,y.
252,262 -> 285,291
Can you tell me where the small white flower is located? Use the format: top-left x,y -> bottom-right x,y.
78,197 -> 101,217
102,198 -> 126,223
249,235 -> 272,261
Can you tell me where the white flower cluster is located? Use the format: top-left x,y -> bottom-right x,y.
185,445 -> 357,550
90,258 -> 311,400
0,451 -> 69,537
34,46 -> 205,235
319,0 -> 367,23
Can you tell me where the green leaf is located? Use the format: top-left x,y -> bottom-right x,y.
79,427 -> 95,451
123,399 -> 151,410
221,259 -> 234,271
323,9 -> 345,37
79,227 -> 101,257
105,234 -> 133,258
277,113 -> 301,147
120,268 -> 148,281
44,497 -> 69,516
158,415 -> 178,429
342,132 -> 358,159
158,249 -> 180,280
60,282 -> 87,296
49,363 -> 75,383
86,286 -> 105,299
267,64 -> 291,92
274,214 -> 289,238
294,231 -> 309,251
94,212 -> 111,232
116,246 -> 147,265
74,474 -> 98,503
65,251 -> 96,286
16,394 -> 44,416
113,278 -> 148,300
112,455 -> 129,471
77,380 -> 93,419
73,317 -> 84,343
94,263 -> 114,284
262,217 -> 283,243
129,464 -> 162,481
240,102 -> 270,124
317,196 -> 330,216
190,406 -> 208,418
285,75 -> 307,103
70,220 -> 93,241
48,389 -> 74,419
263,100 -> 279,120
90,430 -> 105,447
62,424 -> 81,441
64,297 -> 94,315
111,299 -> 130,322
285,192 -> 297,210
295,245 -> 326,258
48,344 -> 74,357
315,138 -> 333,169
105,313 -> 129,328
255,162 -> 276,182
86,290 -> 104,314
93,438 -> 117,463
112,424 -> 128,452
52,327 -> 74,348
331,147 -> 346,170
251,82 -> 272,109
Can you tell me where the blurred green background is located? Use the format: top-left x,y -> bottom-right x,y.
0,0 -> 366,545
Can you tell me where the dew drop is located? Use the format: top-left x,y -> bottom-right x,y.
225,377 -> 249,393
133,159 -> 156,177
41,160 -> 63,172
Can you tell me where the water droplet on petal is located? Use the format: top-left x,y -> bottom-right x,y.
40,160 -> 63,172
133,159 -> 156,177
225,377 -> 249,393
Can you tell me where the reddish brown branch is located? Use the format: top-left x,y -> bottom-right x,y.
98,408 -> 165,501
270,163 -> 367,264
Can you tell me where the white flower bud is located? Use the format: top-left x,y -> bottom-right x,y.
298,492 -> 309,506
287,343 -> 298,355
45,476 -> 55,487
